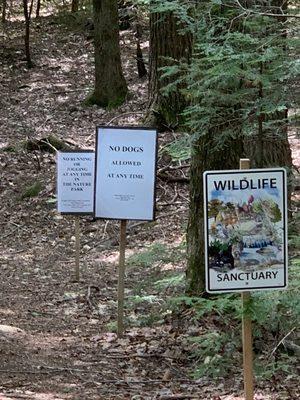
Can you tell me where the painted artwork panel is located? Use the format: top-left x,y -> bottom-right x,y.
204,169 -> 288,293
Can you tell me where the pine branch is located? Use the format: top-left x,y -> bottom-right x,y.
226,0 -> 300,18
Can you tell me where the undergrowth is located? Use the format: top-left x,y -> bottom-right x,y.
127,237 -> 300,381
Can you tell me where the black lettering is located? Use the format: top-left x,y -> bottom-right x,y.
258,271 -> 265,279
262,178 -> 269,188
240,179 -> 249,190
232,181 -> 239,190
229,273 -> 238,281
109,145 -> 121,151
213,181 -> 227,191
250,179 -> 258,189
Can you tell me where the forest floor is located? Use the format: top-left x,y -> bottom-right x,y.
0,12 -> 299,400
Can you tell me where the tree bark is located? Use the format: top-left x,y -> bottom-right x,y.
36,0 -> 41,18
71,0 -> 79,13
147,4 -> 192,129
90,0 -> 128,108
23,0 -> 34,68
186,135 -> 244,295
2,0 -> 7,23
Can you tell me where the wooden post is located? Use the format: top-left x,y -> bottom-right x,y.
117,219 -> 127,337
240,158 -> 254,400
75,216 -> 80,282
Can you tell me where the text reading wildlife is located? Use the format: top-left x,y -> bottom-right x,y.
214,177 -> 277,191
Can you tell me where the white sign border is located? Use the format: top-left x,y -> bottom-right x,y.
56,150 -> 95,215
204,168 -> 288,293
93,125 -> 158,221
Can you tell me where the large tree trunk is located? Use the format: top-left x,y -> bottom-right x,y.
147,5 -> 192,130
90,0 -> 127,108
186,135 -> 244,295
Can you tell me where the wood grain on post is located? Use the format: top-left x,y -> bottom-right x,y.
75,216 -> 80,282
239,158 -> 254,400
117,219 -> 127,337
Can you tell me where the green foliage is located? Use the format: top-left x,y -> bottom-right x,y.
209,239 -> 230,254
21,181 -> 43,199
157,0 -> 299,156
159,133 -> 191,162
154,273 -> 184,289
127,242 -> 185,267
166,252 -> 299,379
127,243 -> 169,267
106,321 -> 118,333
189,330 -> 239,378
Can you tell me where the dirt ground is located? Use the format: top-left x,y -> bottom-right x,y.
0,13 -> 299,400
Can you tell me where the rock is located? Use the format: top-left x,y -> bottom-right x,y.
0,325 -> 26,340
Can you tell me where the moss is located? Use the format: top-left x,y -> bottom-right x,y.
21,181 -> 43,199
84,90 -> 127,109
22,135 -> 70,153
2,145 -> 17,153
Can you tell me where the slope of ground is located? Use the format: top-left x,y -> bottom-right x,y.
0,13 -> 299,400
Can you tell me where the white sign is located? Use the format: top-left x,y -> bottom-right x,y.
57,151 -> 95,214
204,168 -> 288,293
94,126 -> 157,220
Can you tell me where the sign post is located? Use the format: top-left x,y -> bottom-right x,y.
117,219 -> 127,337
75,216 -> 81,282
239,158 -> 254,400
94,126 -> 157,336
57,150 -> 95,282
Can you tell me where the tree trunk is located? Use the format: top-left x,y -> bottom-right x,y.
136,21 -> 147,78
36,0 -> 41,18
147,5 -> 192,129
186,135 -> 244,295
2,0 -> 7,23
23,0 -> 33,68
71,0 -> 79,13
90,0 -> 127,108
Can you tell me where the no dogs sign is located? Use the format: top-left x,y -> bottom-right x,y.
94,126 -> 157,221
204,168 -> 288,293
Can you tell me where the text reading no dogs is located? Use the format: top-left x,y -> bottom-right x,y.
108,145 -> 144,180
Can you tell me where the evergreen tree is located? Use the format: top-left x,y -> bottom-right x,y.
89,0 -> 128,108
180,0 -> 297,293
147,0 -> 193,129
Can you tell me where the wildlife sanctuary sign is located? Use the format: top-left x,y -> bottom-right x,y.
57,151 -> 95,214
94,126 -> 157,221
204,168 -> 288,293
